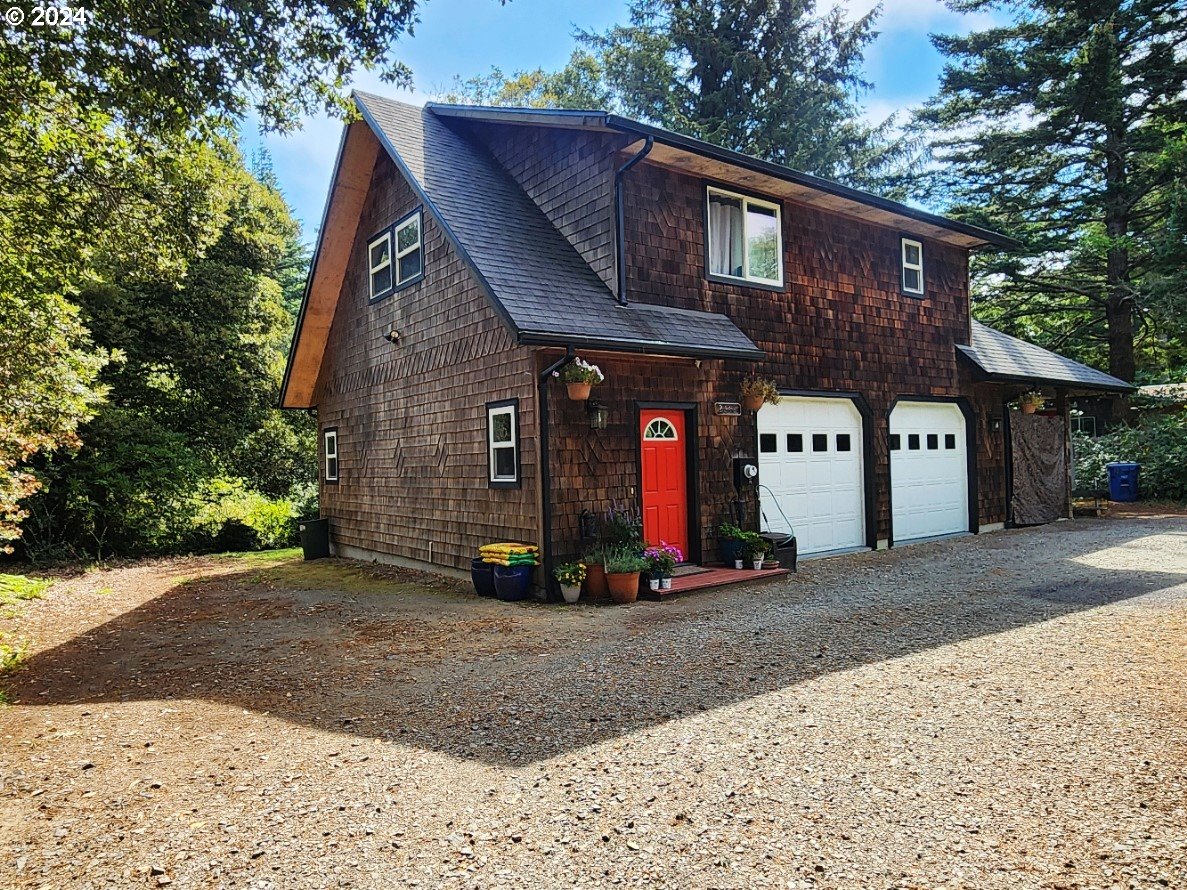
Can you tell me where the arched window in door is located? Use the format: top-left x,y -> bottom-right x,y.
643,417 -> 679,440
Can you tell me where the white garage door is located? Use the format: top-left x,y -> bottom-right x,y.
757,397 -> 865,555
890,401 -> 969,543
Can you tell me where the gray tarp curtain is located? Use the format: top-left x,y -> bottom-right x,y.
1010,412 -> 1068,525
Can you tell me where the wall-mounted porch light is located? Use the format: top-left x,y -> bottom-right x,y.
587,400 -> 609,430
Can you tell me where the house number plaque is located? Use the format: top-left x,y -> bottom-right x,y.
713,401 -> 742,417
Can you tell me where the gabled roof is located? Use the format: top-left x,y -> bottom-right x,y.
957,320 -> 1133,393
355,93 -> 764,360
429,103 -> 1019,250
279,95 -> 765,407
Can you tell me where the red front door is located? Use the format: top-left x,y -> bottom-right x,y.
640,409 -> 689,559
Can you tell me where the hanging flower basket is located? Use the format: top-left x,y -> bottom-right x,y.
556,357 -> 605,401
740,377 -> 780,411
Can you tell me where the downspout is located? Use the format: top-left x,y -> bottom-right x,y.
538,346 -> 575,599
614,136 -> 654,306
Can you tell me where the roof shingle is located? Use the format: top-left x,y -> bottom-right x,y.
957,320 -> 1133,392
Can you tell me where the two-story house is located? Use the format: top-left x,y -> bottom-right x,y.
280,93 -> 1131,585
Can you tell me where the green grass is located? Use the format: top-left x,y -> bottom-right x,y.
214,547 -> 302,564
0,574 -> 51,607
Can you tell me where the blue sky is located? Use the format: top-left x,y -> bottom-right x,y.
246,0 -> 1003,237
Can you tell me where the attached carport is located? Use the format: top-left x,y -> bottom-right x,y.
957,320 -> 1134,526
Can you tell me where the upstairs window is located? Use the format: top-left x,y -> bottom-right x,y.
487,400 -> 519,487
707,187 -> 783,286
368,231 -> 392,300
323,429 -> 339,483
901,237 -> 924,296
394,210 -> 423,286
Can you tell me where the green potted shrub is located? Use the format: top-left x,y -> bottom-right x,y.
718,522 -> 747,567
557,357 -> 605,401
554,561 -> 586,604
604,546 -> 647,604
746,536 -> 770,570
740,377 -> 780,412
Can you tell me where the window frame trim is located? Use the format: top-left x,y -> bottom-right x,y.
366,229 -> 394,302
704,184 -> 785,289
323,427 -> 339,485
900,236 -> 925,297
367,207 -> 425,304
486,398 -> 521,489
392,207 -> 424,290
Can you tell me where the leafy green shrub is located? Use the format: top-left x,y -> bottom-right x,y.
190,477 -> 299,551
1074,412 -> 1187,501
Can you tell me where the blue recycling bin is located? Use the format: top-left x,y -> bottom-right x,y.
1106,462 -> 1140,502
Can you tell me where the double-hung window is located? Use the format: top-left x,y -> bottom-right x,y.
706,187 -> 783,286
368,231 -> 393,300
901,237 -> 924,296
367,209 -> 424,302
487,400 -> 519,487
323,429 -> 339,483
393,210 -> 423,286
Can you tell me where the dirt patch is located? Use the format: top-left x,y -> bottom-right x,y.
2,520 -> 1186,888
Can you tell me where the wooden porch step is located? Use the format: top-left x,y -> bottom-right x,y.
641,566 -> 790,599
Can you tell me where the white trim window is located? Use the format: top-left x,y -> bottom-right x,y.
706,186 -> 783,286
323,429 -> 339,482
487,401 -> 518,485
901,237 -> 924,295
394,210 -> 423,286
368,231 -> 393,300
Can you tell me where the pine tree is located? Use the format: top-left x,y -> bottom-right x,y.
919,0 -> 1187,383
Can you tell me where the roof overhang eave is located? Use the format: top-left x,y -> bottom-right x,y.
520,330 -> 765,362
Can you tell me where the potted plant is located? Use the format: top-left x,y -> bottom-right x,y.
717,522 -> 747,567
1019,391 -> 1044,415
740,377 -> 780,412
554,561 -> 586,603
643,542 -> 681,591
582,546 -> 608,600
556,357 -> 605,401
735,531 -> 767,570
604,547 -> 647,604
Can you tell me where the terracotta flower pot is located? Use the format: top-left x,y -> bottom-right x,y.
584,563 -> 608,600
606,571 -> 640,604
743,395 -> 764,412
1021,402 -> 1037,415
566,382 -> 592,401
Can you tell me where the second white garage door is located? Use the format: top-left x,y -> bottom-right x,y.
757,397 -> 865,555
889,401 -> 969,543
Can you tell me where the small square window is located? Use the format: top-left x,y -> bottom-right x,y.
836,433 -> 852,452
889,434 -> 901,451
901,237 -> 924,296
908,434 -> 920,450
759,433 -> 777,453
945,433 -> 957,450
487,400 -> 519,486
787,433 -> 803,453
323,429 -> 339,483
927,433 -> 939,450
812,433 -> 828,452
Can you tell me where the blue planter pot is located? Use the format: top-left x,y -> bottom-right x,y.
717,537 -> 744,565
493,565 -> 534,601
471,558 -> 496,597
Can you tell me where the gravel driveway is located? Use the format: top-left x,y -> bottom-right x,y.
2,517 -> 1186,889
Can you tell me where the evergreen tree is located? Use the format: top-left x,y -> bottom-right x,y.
918,0 -> 1187,383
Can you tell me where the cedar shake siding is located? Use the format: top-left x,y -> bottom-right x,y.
459,123 -> 629,295
314,151 -> 539,570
